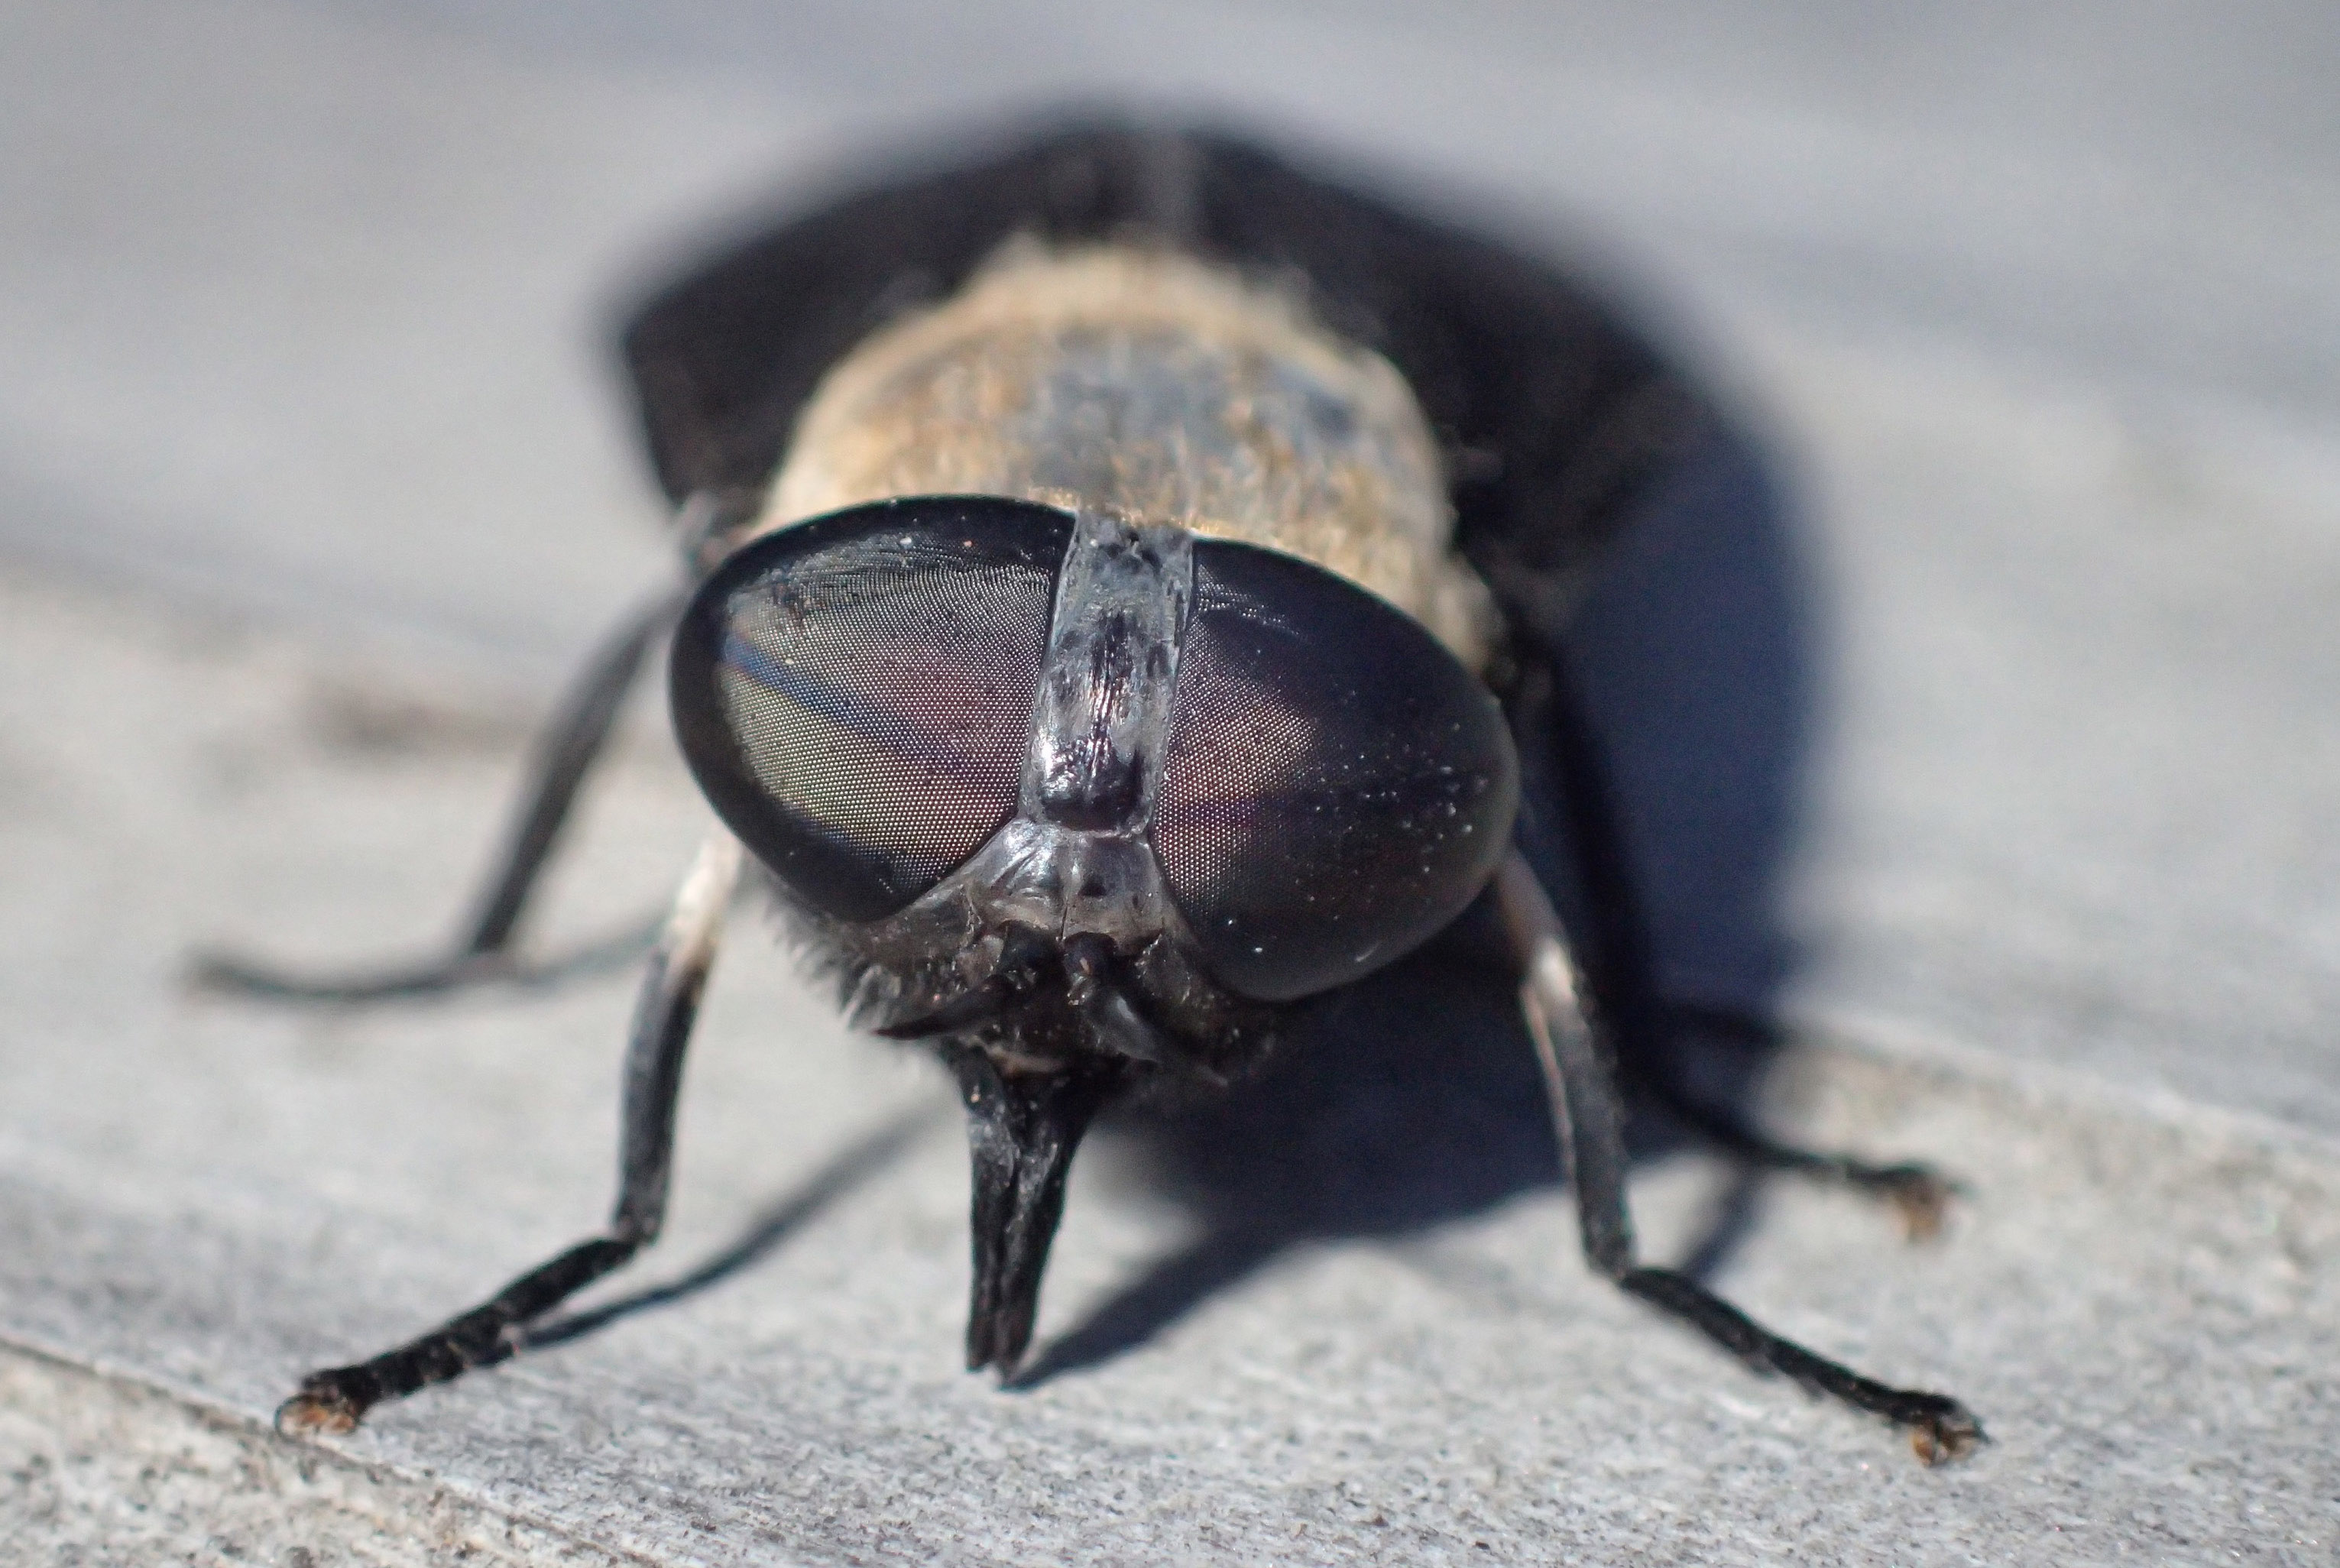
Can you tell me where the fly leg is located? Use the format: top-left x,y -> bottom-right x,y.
1641,1003 -> 1954,1239
1494,854 -> 1982,1465
195,588 -> 684,1003
276,833 -> 741,1434
1524,642 -> 1953,1233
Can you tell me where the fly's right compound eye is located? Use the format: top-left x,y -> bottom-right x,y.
669,497 -> 1074,923
1152,542 -> 1520,1003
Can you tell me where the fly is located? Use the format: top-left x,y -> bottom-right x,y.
203,121 -> 1982,1466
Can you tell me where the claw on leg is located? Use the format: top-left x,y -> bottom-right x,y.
275,1379 -> 366,1437
1874,1166 -> 1956,1242
1907,1401 -> 1986,1466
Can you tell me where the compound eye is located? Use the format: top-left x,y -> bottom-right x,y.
670,497 -> 1072,922
1152,543 -> 1518,1002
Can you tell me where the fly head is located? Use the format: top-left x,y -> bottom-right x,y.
669,493 -> 1518,1373
670,493 -> 1520,1073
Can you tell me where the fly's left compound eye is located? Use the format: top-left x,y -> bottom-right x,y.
1152,542 -> 1520,1003
669,497 -> 1073,923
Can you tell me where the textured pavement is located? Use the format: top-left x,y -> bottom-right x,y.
2,2 -> 2337,1562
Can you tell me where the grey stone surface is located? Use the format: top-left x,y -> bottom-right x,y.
0,1346 -> 633,1566
2,1 -> 2338,1561
1,561 -> 2335,1562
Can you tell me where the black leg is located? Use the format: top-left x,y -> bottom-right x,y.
1644,1002 -> 1956,1239
192,914 -> 664,1003
1521,643 -> 1954,1233
459,591 -> 687,957
1493,855 -> 1982,1465
195,588 -> 684,1005
947,1046 -> 1135,1378
276,834 -> 742,1436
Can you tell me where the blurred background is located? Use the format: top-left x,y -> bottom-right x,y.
8,0 -> 2337,1129
3,3 -> 2337,1561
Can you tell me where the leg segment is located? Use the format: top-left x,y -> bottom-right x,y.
197,589 -> 683,1005
192,915 -> 663,1003
1493,854 -> 1982,1465
1642,1003 -> 1954,1239
276,833 -> 743,1435
1522,643 -> 1953,1231
459,591 -> 688,957
946,1047 -> 1135,1378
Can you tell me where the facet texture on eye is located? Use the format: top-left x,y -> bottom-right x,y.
672,500 -> 1069,922
714,561 -> 1047,901
1153,542 -> 1518,1003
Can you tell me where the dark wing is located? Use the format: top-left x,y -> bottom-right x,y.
617,118 -> 1710,632
621,123 -> 1191,514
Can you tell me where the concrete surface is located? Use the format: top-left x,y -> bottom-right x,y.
3,1 -> 2338,1562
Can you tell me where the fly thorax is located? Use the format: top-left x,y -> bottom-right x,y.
760,244 -> 1495,669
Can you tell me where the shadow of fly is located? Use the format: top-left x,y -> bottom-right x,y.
199,119 -> 1980,1465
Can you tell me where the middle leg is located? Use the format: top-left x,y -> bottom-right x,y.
196,587 -> 685,1004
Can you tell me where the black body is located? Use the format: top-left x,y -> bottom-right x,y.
239,120 -> 1979,1463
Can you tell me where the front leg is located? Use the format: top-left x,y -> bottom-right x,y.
1492,854 -> 1984,1465
277,831 -> 741,1434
